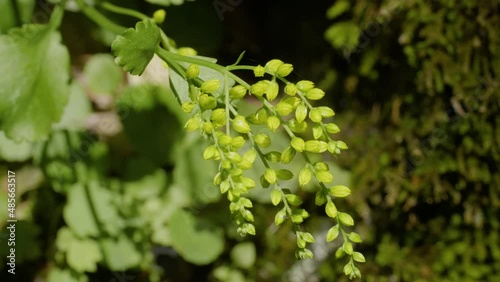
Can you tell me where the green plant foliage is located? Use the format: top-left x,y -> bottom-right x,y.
0,21 -> 69,141
83,54 -> 123,94
230,242 -> 256,269
0,1 -> 362,281
324,0 -> 500,280
168,209 -> 225,265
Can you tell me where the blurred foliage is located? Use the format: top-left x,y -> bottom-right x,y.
323,0 -> 500,281
0,0 -> 499,281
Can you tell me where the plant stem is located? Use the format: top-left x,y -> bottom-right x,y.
100,2 -> 150,20
75,0 -> 126,34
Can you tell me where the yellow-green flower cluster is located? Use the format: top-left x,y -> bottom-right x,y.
177,58 -> 361,267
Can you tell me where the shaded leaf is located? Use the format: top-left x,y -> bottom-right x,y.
66,238 -> 102,273
169,209 -> 224,265
101,235 -> 142,271
0,24 -> 70,141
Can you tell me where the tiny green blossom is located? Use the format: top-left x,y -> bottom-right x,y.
253,65 -> 265,77
232,115 -> 251,133
285,83 -> 298,95
267,116 -> 280,132
201,79 -> 221,93
229,85 -> 247,99
186,64 -> 200,79
277,63 -> 293,77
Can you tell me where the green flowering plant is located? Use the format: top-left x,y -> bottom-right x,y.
167,56 -> 363,278
1,0 -> 363,279
102,2 -> 364,277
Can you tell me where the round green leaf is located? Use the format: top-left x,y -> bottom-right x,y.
112,20 -> 161,75
169,209 -> 224,265
0,24 -> 70,141
230,242 -> 256,269
66,238 -> 102,273
101,235 -> 142,271
84,54 -> 123,94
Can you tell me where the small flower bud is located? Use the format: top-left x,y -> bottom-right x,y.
243,210 -> 255,222
315,191 -> 327,206
253,65 -> 265,77
288,96 -> 303,107
198,94 -> 217,110
265,151 -> 281,163
280,146 -> 296,164
211,108 -> 226,122
266,80 -> 279,101
153,9 -> 166,24
336,140 -> 348,149
316,170 -> 334,183
327,141 -> 337,153
329,185 -> 351,198
178,47 -> 197,56
312,125 -> 323,139
220,179 -> 230,193
309,108 -> 322,122
255,107 -> 269,124
317,106 -> 335,118
299,166 -> 312,187
327,225 -> 339,242
226,152 -> 242,163
232,115 -> 251,133
291,213 -> 303,223
284,83 -> 297,96
314,161 -> 329,171
295,104 -> 308,123
254,133 -> 271,148
305,140 -> 328,153
213,172 -> 222,185
288,119 -> 308,133
238,160 -> 253,170
265,59 -> 284,73
276,169 -> 293,180
271,189 -> 282,206
275,208 -> 286,225
285,194 -> 303,206
296,80 -> 315,92
326,123 -> 340,134
231,136 -> 246,149
240,177 -> 255,189
264,168 -> 277,184
338,212 -> 354,226
305,88 -> 325,100
229,85 -> 247,99
243,148 -> 257,163
276,101 -> 293,116
267,116 -> 281,132
200,79 -> 221,93
260,174 -> 270,188
185,116 -> 201,131
181,101 -> 195,113
202,121 -> 214,134
218,133 -> 232,145
221,159 -> 232,169
290,137 -> 305,152
250,80 -> 269,96
343,242 -> 353,255
203,145 -> 217,160
276,63 -> 293,77
325,200 -> 338,218
186,64 -> 200,79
